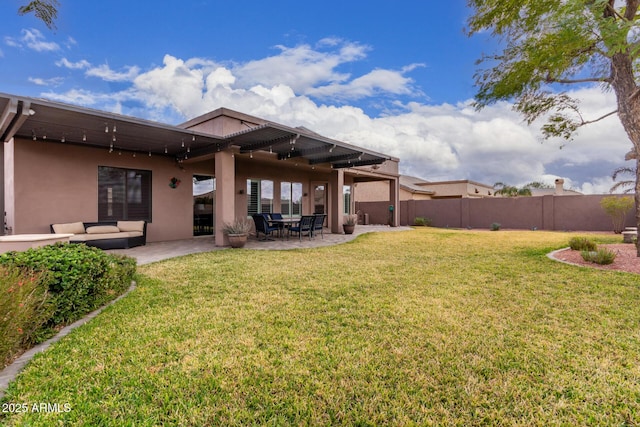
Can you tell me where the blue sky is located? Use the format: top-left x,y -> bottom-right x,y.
0,0 -> 632,193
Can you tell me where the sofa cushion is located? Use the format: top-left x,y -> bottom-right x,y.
70,231 -> 143,242
52,222 -> 86,235
117,220 -> 145,232
86,225 -> 120,234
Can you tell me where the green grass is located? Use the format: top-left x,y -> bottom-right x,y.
1,228 -> 639,426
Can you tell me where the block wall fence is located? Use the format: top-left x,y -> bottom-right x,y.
356,195 -> 636,231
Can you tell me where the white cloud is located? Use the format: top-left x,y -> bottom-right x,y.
64,36 -> 77,49
43,41 -> 633,195
28,76 -> 63,87
56,58 -> 90,70
307,68 -> 419,100
7,28 -> 60,52
85,64 -> 140,82
234,41 -> 368,95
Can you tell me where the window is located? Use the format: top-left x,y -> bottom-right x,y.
98,166 -> 152,221
281,182 -> 302,217
343,185 -> 352,215
247,179 -> 273,215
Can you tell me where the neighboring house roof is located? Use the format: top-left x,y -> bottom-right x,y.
399,175 -> 435,196
400,175 -> 494,198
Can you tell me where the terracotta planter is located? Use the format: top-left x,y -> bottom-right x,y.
227,233 -> 248,248
343,224 -> 355,235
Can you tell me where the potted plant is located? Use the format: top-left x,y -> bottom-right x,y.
222,217 -> 252,248
343,214 -> 357,235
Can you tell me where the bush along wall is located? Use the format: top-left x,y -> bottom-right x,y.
0,243 -> 136,369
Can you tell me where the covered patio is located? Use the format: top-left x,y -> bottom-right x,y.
0,94 -> 400,246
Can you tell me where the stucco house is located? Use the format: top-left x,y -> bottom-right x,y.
0,93 -> 400,246
356,175 -> 494,202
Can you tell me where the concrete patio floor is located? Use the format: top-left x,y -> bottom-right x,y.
111,225 -> 411,265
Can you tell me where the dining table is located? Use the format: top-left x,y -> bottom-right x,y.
268,217 -> 300,239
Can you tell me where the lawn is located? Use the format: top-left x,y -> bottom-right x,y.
1,228 -> 639,426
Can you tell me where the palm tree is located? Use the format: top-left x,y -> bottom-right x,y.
610,166 -> 636,194
493,182 -> 532,197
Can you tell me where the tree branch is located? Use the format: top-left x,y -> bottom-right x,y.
623,0 -> 640,21
545,75 -> 612,84
580,109 -> 618,126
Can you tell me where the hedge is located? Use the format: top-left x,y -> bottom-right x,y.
0,243 -> 136,368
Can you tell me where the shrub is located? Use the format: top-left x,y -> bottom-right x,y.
490,222 -> 501,231
600,196 -> 634,233
0,267 -> 53,368
413,217 -> 432,226
0,243 -> 136,326
581,248 -> 617,265
569,236 -> 597,251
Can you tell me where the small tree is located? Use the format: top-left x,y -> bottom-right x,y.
600,196 -> 634,233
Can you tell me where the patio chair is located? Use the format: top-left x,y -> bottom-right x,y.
312,213 -> 326,239
269,212 -> 286,237
252,214 -> 278,241
289,215 -> 314,241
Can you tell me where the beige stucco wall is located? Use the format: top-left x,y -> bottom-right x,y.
355,180 -> 431,202
355,181 -> 391,202
8,137 -> 215,242
426,181 -> 493,198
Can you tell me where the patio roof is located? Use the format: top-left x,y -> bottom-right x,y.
0,94 -> 392,168
0,94 -> 226,158
223,122 -> 390,169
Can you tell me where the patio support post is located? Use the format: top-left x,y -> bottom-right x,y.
389,176 -> 399,227
329,169 -> 344,233
0,139 -> 4,235
3,138 -> 14,235
214,150 -> 235,246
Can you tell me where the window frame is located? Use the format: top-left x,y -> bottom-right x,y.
98,166 -> 152,222
280,181 -> 303,218
247,179 -> 274,216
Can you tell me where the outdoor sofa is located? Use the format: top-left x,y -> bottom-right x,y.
50,220 -> 147,250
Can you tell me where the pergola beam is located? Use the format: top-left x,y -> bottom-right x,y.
309,152 -> 363,165
332,158 -> 387,169
238,134 -> 298,153
277,144 -> 332,160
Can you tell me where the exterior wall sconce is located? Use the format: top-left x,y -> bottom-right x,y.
169,177 -> 181,189
238,189 -> 245,194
